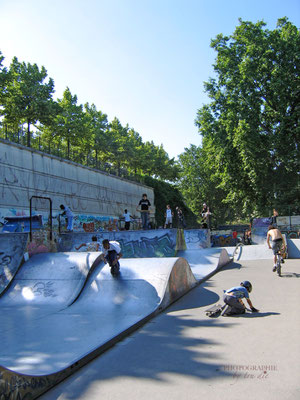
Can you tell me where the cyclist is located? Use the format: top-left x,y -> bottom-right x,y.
266,225 -> 286,272
221,281 -> 258,316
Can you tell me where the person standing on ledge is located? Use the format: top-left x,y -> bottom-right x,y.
137,193 -> 151,230
123,209 -> 134,230
60,204 -> 73,232
164,204 -> 174,228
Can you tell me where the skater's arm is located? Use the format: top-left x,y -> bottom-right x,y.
246,298 -> 254,308
246,298 -> 258,311
112,252 -> 123,266
266,232 -> 272,249
75,243 -> 86,250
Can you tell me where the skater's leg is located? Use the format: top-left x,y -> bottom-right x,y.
223,294 -> 245,315
106,250 -> 120,276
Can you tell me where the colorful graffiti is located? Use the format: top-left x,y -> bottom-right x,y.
211,234 -> 235,247
1,214 -> 43,233
184,229 -> 210,249
26,231 -> 57,257
56,229 -> 211,258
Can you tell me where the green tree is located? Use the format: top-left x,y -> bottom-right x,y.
178,144 -> 230,226
194,18 -> 299,219
54,87 -> 84,159
83,102 -> 108,167
2,57 -> 55,147
0,51 -> 8,107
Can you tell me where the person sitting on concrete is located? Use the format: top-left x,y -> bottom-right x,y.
266,224 -> 286,271
222,281 -> 258,316
75,236 -> 100,251
60,204 -> 73,232
100,239 -> 123,276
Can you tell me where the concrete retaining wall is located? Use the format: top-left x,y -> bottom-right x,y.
0,140 -> 155,231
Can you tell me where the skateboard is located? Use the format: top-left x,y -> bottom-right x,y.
205,303 -> 224,318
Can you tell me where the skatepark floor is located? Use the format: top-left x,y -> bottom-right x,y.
41,257 -> 300,400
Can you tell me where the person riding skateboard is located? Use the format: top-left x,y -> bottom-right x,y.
100,239 -> 122,276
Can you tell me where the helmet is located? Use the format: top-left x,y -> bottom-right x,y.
240,281 -> 252,293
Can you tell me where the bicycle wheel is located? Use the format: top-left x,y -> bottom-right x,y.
276,257 -> 281,277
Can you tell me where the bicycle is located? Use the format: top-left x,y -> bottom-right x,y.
275,250 -> 283,277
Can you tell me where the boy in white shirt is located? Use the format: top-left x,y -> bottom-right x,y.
123,209 -> 133,230
60,204 -> 73,231
100,239 -> 123,276
164,205 -> 174,228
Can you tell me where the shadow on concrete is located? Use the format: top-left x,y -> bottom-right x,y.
42,312 -> 236,400
220,261 -> 242,271
239,311 -> 281,318
280,272 -> 300,278
169,282 -> 220,312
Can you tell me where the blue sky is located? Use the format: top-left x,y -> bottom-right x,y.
0,0 -> 299,159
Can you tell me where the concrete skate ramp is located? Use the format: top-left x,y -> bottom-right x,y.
0,233 -> 28,296
234,244 -> 273,260
287,239 -> 300,258
0,251 -> 102,333
0,257 -> 198,399
177,248 -> 231,280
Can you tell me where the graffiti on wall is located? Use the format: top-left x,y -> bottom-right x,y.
57,229 -> 179,257
119,234 -> 176,258
252,217 -> 300,244
0,208 -> 134,234
26,231 -> 57,257
211,234 -> 235,247
184,229 -> 210,249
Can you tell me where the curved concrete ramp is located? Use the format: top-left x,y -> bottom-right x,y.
177,248 -> 231,280
0,249 -> 230,399
0,233 -> 28,296
0,257 -> 198,399
233,244 -> 273,261
0,252 -> 102,333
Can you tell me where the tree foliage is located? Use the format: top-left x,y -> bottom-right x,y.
179,18 -> 299,223
1,57 -> 55,146
0,52 -> 179,182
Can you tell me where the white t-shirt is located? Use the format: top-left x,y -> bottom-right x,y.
123,212 -> 132,222
166,208 -> 172,218
63,206 -> 73,217
102,241 -> 121,256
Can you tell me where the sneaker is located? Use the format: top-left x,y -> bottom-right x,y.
272,265 -> 277,272
281,258 -> 285,264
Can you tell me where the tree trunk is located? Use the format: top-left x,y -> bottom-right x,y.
27,121 -> 31,147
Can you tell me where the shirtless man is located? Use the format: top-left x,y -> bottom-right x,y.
266,225 -> 286,271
